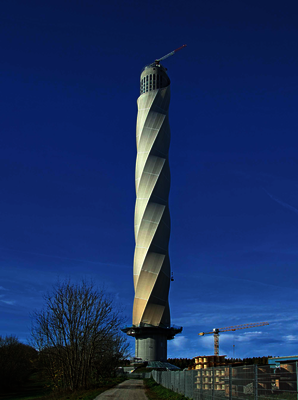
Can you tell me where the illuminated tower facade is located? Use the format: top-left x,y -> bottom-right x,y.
133,63 -> 171,329
122,47 -> 185,362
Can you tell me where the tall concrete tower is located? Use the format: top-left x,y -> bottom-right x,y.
122,46 -> 185,362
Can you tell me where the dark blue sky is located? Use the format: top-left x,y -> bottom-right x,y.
1,0 -> 298,358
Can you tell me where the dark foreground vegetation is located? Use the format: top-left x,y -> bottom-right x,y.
0,336 -> 38,393
0,280 -> 129,400
0,374 -> 127,400
144,377 -> 190,400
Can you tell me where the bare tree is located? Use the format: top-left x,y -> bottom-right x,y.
31,280 -> 128,391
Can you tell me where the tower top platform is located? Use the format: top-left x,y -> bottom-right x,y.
139,63 -> 170,94
141,63 -> 168,74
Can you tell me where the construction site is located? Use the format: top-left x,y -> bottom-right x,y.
126,320 -> 298,399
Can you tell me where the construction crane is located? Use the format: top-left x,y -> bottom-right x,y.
198,321 -> 269,357
151,44 -> 187,66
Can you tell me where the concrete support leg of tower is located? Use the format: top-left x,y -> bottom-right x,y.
135,332 -> 168,362
121,325 -> 183,363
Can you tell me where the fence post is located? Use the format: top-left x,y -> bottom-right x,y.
254,364 -> 258,400
296,361 -> 298,400
229,365 -> 232,400
212,367 -> 215,399
200,368 -> 203,399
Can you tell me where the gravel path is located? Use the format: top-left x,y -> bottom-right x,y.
94,379 -> 149,400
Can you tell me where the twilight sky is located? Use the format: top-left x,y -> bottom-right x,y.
1,0 -> 298,359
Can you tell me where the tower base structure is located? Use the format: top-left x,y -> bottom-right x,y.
122,325 -> 182,362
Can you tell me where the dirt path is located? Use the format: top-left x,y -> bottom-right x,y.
94,379 -> 148,400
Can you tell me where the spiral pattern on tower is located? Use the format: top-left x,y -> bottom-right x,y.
133,64 -> 171,328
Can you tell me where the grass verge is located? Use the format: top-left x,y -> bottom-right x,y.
144,378 -> 298,400
1,376 -> 127,400
144,377 -> 190,400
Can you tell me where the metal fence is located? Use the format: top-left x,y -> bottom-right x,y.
151,361 -> 298,399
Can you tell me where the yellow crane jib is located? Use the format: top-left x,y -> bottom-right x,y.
198,322 -> 269,356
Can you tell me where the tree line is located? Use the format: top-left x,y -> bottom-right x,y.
167,358 -> 195,369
